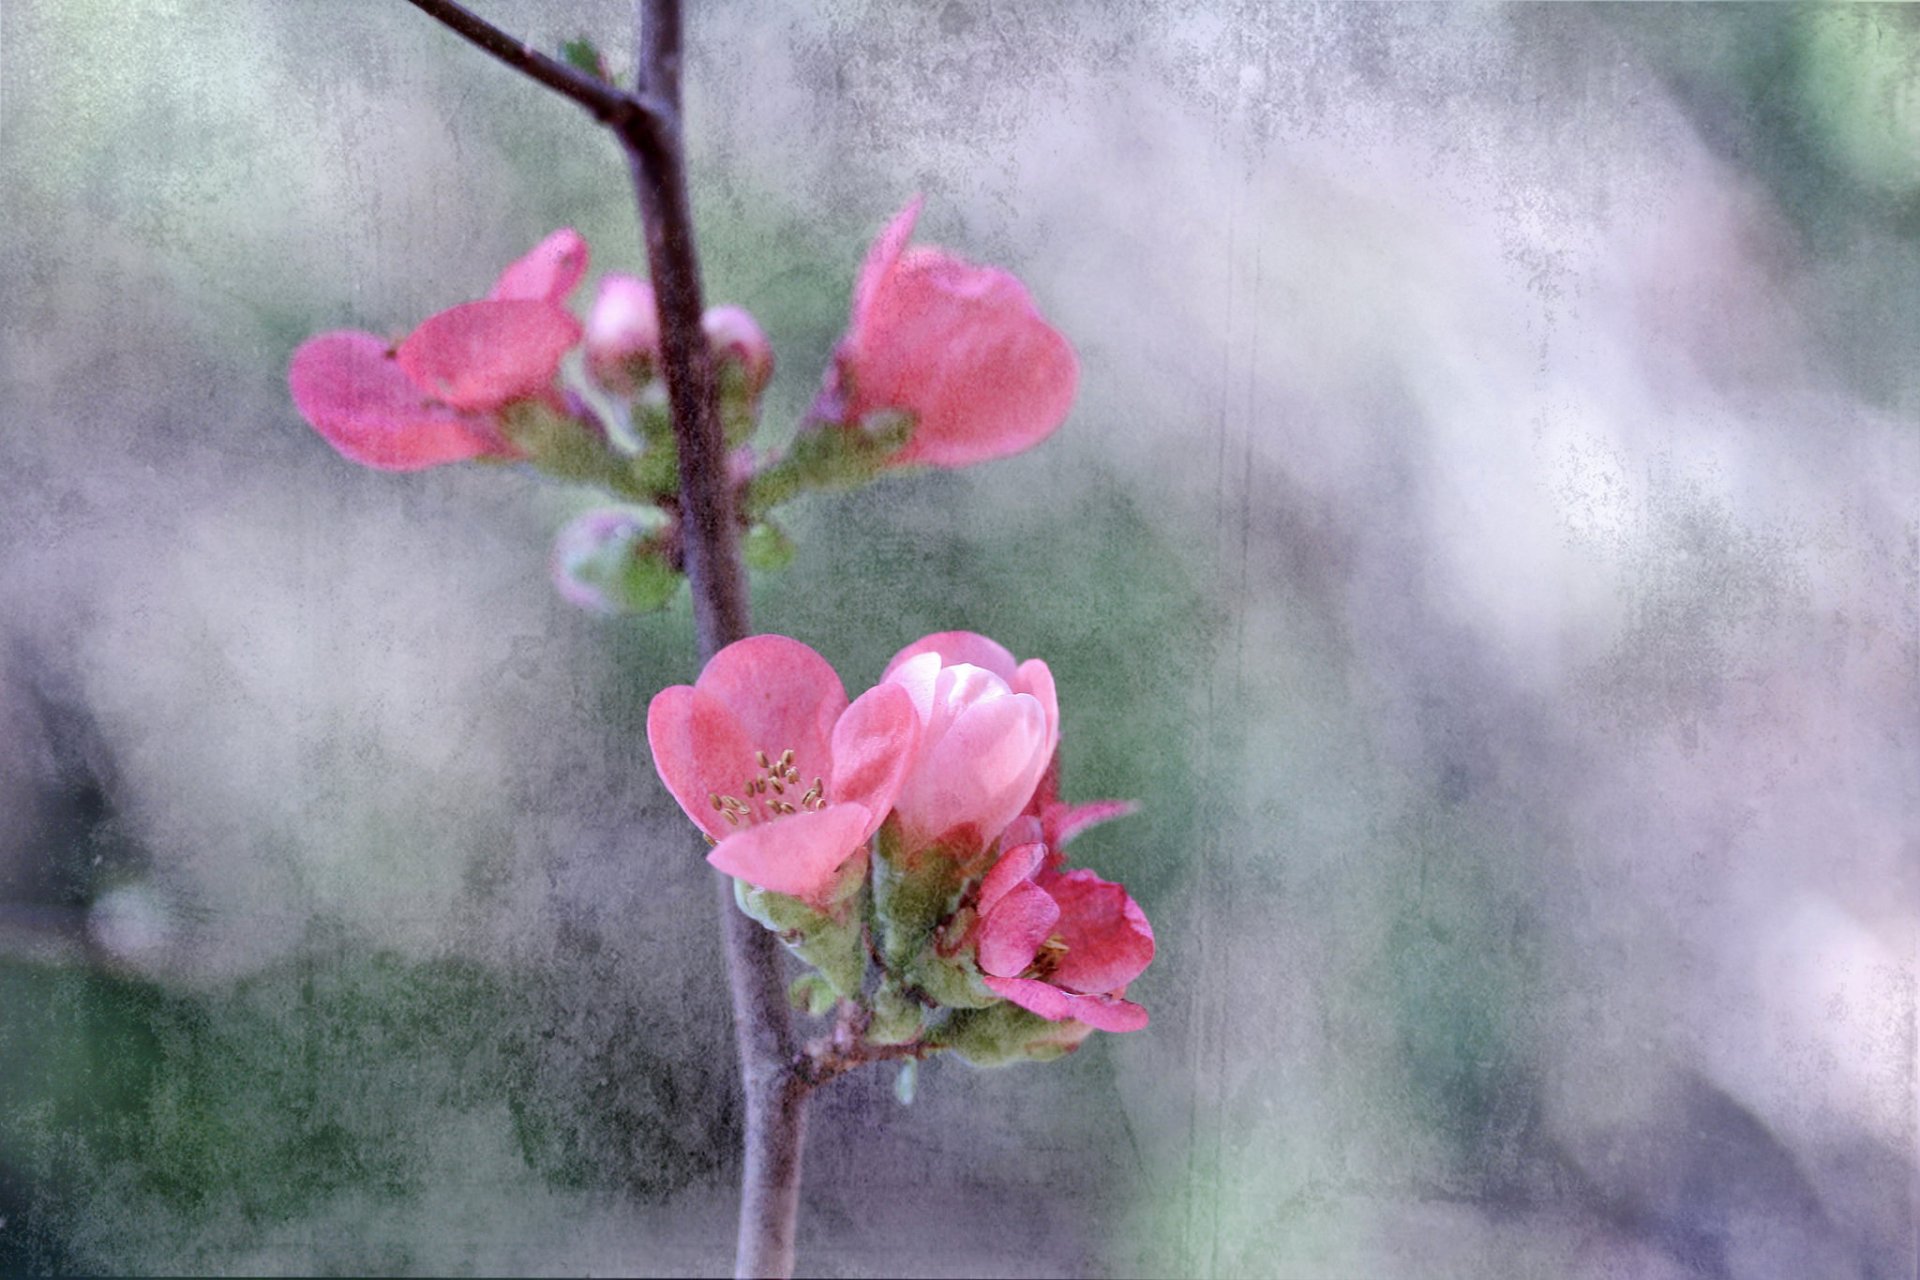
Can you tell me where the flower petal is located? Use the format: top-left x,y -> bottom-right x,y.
827,682 -> 919,839
490,227 -> 589,303
976,881 -> 1060,978
894,690 -> 1047,849
396,299 -> 583,411
696,636 -> 848,786
1013,658 -> 1060,761
288,331 -> 509,470
1043,869 -> 1156,995
982,976 -> 1149,1033
883,631 -> 1017,683
646,685 -> 755,842
977,841 -> 1048,917
1046,798 -> 1139,849
707,804 -> 874,901
851,196 -> 923,328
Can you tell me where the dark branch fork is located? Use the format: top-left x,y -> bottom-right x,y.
403,3 -> 797,1276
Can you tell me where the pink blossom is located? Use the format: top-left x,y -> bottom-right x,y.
648,636 -> 920,903
881,632 -> 1057,853
288,230 -> 587,471
703,305 -> 775,397
585,273 -> 659,394
970,841 -> 1154,1033
827,198 -> 1078,469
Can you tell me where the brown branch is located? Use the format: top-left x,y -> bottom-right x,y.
404,3 -> 796,1277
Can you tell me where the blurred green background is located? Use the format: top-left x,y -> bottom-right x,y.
2,3 -> 1915,1275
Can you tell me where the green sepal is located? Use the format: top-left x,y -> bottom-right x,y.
904,943 -> 998,1012
732,864 -> 868,999
717,362 -> 762,448
552,508 -> 681,614
935,1002 -> 1086,1068
742,521 -> 796,572
866,981 -> 925,1046
499,399 -> 627,489
740,411 -> 914,516
871,819 -> 971,973
787,972 -> 837,1017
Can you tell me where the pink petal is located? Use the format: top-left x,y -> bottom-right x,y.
880,651 -> 943,725
696,636 -> 848,786
1043,869 -> 1156,995
981,976 -> 1150,1033
490,227 -> 589,303
1046,799 -> 1139,849
646,685 -> 755,842
895,692 -> 1048,850
1013,658 -> 1059,761
707,804 -> 873,901
827,682 -> 920,839
882,631 -> 1017,683
849,253 -> 1078,469
396,299 -> 583,411
851,196 -> 924,329
976,841 -> 1048,917
288,331 -> 509,471
975,881 -> 1060,978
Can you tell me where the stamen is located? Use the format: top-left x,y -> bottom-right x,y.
709,793 -> 724,811
756,750 -> 771,769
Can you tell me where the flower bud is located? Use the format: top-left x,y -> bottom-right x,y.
703,305 -> 774,399
585,273 -> 660,395
550,508 -> 679,615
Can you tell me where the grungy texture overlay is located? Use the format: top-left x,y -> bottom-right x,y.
2,3 -> 1916,1276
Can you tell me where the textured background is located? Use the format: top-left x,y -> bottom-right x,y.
2,3 -> 1916,1275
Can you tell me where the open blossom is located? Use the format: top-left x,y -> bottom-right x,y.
881,632 -> 1058,854
970,840 -> 1154,1033
647,636 -> 920,902
823,198 -> 1079,469
288,229 -> 587,470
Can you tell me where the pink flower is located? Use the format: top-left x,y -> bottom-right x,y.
826,198 -> 1078,469
881,632 -> 1058,854
288,230 -> 588,471
584,273 -> 659,394
969,840 -> 1153,1033
647,636 -> 921,903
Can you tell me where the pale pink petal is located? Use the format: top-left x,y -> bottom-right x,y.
1044,869 -> 1156,995
1013,658 -> 1059,760
396,299 -> 583,411
646,685 -> 755,842
707,804 -> 873,902
288,331 -> 509,471
982,976 -> 1150,1033
880,651 -> 943,725
975,881 -> 1060,978
883,631 -> 1017,683
696,635 -> 848,785
976,841 -> 1048,917
490,227 -> 589,302
827,682 -> 920,839
894,692 -> 1047,849
851,196 -> 923,327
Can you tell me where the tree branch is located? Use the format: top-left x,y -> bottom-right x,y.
401,3 -> 803,1277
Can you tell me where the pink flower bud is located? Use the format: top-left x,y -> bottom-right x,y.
584,273 -> 660,395
828,198 -> 1078,469
703,305 -> 775,397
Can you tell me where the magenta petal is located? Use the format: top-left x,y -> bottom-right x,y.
646,685 -> 755,841
1048,799 -> 1139,848
977,841 -> 1048,917
491,228 -> 589,303
851,196 -> 923,328
288,331 -> 507,470
707,804 -> 873,901
396,299 -> 583,411
828,682 -> 919,839
696,636 -> 848,787
976,882 -> 1060,978
1044,870 -> 1156,995
981,976 -> 1149,1033
883,631 -> 1017,683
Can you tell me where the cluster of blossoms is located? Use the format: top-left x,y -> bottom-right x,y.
288,200 -> 1079,613
648,631 -> 1154,1065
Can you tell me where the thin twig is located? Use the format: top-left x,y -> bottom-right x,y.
401,3 -> 801,1277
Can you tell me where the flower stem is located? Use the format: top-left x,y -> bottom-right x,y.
401,3 -> 802,1275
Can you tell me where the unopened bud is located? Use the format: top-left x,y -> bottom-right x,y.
585,273 -> 660,395
550,508 -> 678,615
703,305 -> 774,399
